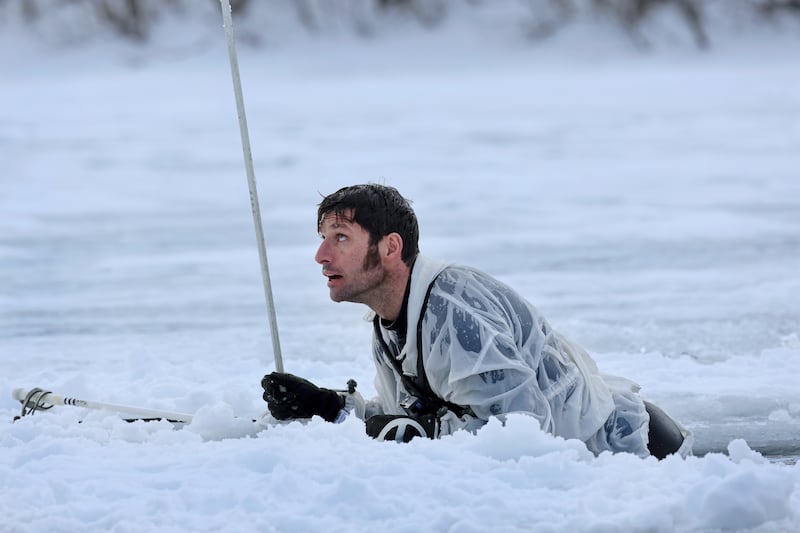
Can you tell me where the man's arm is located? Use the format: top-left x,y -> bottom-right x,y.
420,292 -> 556,436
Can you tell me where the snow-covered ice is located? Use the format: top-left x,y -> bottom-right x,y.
2,7 -> 800,532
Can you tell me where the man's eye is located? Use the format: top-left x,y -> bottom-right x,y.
336,234 -> 347,242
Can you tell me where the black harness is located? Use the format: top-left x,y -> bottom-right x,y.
372,277 -> 471,419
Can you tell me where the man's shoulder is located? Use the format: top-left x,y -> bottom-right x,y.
427,265 -> 503,306
435,263 -> 502,290
432,264 -> 539,320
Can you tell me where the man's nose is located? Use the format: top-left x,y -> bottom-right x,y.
314,240 -> 329,264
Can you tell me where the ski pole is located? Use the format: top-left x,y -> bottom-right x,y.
12,387 -> 194,423
219,0 -> 284,372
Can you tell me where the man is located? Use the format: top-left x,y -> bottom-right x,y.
262,184 -> 691,458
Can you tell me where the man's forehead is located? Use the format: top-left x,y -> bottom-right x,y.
319,210 -> 357,230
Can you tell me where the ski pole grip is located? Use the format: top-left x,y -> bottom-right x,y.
12,388 -> 58,404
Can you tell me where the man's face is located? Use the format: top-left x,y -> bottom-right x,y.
315,211 -> 386,304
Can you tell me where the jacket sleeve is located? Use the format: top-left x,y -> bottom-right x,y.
419,288 -> 556,436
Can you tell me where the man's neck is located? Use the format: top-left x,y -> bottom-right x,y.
373,267 -> 410,322
381,272 -> 412,332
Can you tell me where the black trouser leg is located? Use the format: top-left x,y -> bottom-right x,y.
644,401 -> 685,459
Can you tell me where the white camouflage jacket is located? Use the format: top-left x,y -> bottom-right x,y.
353,254 -> 652,456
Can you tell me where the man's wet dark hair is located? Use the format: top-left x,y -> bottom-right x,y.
317,184 -> 420,266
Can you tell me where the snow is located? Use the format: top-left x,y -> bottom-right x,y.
2,6 -> 800,532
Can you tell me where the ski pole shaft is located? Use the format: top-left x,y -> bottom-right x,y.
219,0 -> 284,372
12,388 -> 194,423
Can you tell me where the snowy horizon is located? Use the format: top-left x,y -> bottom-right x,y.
2,4 -> 800,531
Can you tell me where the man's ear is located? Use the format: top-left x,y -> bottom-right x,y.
381,233 -> 404,263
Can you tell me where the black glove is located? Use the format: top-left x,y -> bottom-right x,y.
365,414 -> 438,442
261,372 -> 344,422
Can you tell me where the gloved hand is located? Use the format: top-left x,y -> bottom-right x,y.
365,414 -> 439,442
261,372 -> 344,422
